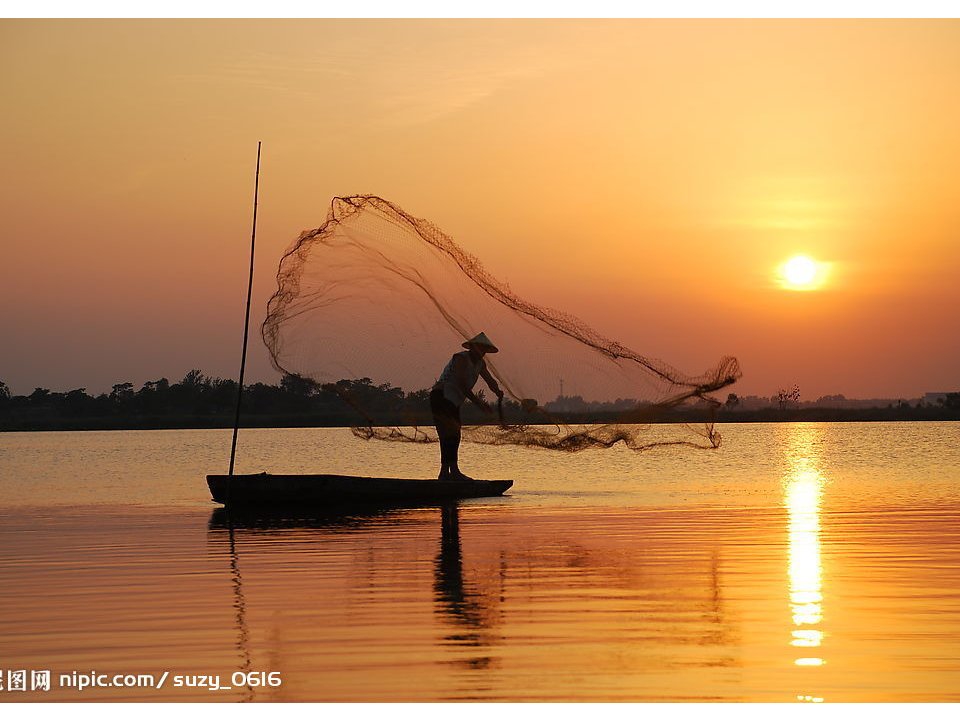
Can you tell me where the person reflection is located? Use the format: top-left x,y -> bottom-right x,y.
433,503 -> 502,661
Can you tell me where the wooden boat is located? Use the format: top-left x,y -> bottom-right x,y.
207,472 -> 513,508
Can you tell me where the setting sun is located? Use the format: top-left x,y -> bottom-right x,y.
780,255 -> 825,291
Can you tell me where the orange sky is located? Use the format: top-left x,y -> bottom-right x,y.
1,19 -> 958,399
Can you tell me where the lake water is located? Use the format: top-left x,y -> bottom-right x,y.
1,422 -> 959,702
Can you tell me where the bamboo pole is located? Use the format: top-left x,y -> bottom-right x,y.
229,142 -> 261,477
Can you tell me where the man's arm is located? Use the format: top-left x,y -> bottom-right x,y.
452,355 -> 493,411
480,365 -> 504,398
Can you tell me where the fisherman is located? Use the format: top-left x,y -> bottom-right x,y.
430,332 -> 504,481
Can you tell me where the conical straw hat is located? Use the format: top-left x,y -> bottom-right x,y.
462,332 -> 498,353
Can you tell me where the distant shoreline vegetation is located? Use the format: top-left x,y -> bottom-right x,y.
0,372 -> 958,432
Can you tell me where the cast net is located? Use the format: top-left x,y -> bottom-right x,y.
262,196 -> 740,451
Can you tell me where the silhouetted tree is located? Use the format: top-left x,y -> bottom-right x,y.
776,385 -> 801,411
243,382 -> 283,414
62,388 -> 94,416
725,393 -> 740,409
110,382 -> 135,403
207,377 -> 238,413
170,370 -> 214,414
321,377 -> 407,416
280,373 -> 319,397
181,369 -> 207,387
406,388 -> 431,405
135,378 -> 171,414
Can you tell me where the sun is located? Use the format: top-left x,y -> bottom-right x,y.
779,255 -> 824,291
785,255 -> 816,285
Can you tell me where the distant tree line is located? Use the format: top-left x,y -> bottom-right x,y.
0,371 -> 536,431
719,386 -> 960,423
0,371 -> 425,431
1,373 -> 958,432
722,387 -> 960,414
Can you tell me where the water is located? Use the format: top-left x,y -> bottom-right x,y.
1,422 -> 959,701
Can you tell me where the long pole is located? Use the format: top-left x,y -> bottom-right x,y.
229,141 -> 261,476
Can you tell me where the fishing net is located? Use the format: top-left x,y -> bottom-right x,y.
262,196 -> 740,451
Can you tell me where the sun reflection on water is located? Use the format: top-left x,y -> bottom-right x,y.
784,424 -> 826,702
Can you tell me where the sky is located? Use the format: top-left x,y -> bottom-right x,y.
1,18 -> 958,400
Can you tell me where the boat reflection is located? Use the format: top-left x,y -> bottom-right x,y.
208,502 -> 502,698
208,506 -> 409,531
208,506 -> 426,701
783,424 -> 827,702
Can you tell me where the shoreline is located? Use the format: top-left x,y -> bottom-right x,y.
2,407 -> 958,433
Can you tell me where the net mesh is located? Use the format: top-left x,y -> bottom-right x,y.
262,196 -> 741,451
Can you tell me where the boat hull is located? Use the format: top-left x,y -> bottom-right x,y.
207,473 -> 513,508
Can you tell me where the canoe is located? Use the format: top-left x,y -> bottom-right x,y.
207,472 -> 513,508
